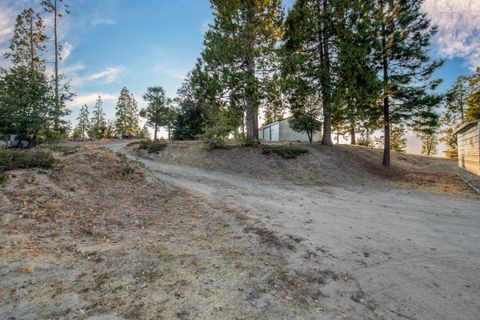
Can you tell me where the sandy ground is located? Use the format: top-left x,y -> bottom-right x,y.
108,141 -> 480,320
1,146 -> 375,320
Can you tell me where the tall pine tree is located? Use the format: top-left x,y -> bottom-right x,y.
202,0 -> 283,141
89,96 -> 107,139
76,104 -> 90,139
372,0 -> 443,166
115,87 -> 140,137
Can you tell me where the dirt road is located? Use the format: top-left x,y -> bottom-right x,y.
109,142 -> 480,320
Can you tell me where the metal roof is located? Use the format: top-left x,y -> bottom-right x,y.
453,119 -> 480,135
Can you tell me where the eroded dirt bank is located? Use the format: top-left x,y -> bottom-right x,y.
1,146 -> 378,319
110,141 -> 480,320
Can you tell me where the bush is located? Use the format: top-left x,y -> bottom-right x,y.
45,144 -> 80,155
262,145 -> 309,159
136,140 -> 167,154
244,136 -> 257,147
0,172 -> 7,184
0,149 -> 55,173
204,137 -> 225,150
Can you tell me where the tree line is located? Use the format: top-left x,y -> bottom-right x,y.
170,0 -> 479,165
2,1 -> 479,164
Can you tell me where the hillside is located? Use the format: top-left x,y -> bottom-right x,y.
127,141 -> 470,195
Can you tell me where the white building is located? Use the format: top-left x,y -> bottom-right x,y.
258,118 -> 322,142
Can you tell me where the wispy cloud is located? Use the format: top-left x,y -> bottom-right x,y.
92,17 -> 116,26
423,0 -> 480,71
70,92 -> 117,107
153,64 -> 188,80
63,62 -> 85,74
71,66 -> 125,86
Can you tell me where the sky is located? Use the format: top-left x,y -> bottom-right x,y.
0,0 -> 479,154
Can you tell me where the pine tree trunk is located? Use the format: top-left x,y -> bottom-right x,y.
350,126 -> 356,145
154,124 -> 158,141
245,57 -> 258,141
54,0 -> 59,131
381,4 -> 391,167
320,0 -> 333,146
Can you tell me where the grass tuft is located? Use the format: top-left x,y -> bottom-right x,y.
45,144 -> 81,155
134,140 -> 167,154
0,149 -> 55,172
262,145 -> 309,159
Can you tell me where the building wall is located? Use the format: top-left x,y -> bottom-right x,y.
457,122 -> 480,175
259,119 -> 322,142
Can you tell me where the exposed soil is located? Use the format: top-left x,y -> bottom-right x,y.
108,140 -> 480,320
127,141 -> 470,194
0,146 -> 377,319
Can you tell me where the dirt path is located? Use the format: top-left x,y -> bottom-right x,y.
109,142 -> 480,320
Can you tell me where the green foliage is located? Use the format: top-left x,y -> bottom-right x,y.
206,137 -> 226,150
418,131 -> 439,157
202,0 -> 284,140
441,127 -> 457,159
0,149 -> 54,173
115,87 -> 140,137
76,104 -> 90,139
138,124 -> 151,140
289,107 -> 322,143
465,68 -> 480,121
136,140 -> 167,154
243,136 -> 257,147
0,172 -> 7,184
45,144 -> 80,155
390,126 -> 407,153
0,8 -> 71,141
262,145 -> 308,159
172,100 -> 207,140
89,96 -> 107,139
140,86 -> 177,140
372,0 -> 443,165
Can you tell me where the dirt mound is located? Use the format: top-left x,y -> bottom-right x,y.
0,146 -> 375,319
129,141 -> 469,194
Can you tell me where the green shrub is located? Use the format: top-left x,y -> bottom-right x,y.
244,136 -> 257,147
45,144 -> 80,155
136,140 -> 167,154
126,141 -> 143,148
0,149 -> 55,173
262,145 -> 308,159
206,137 -> 226,150
0,172 -> 7,184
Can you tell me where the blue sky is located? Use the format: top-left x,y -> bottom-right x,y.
1,0 -> 479,153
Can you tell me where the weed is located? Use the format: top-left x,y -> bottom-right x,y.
0,172 -> 7,184
244,136 -> 257,147
0,149 -> 54,173
206,137 -> 226,150
262,145 -> 308,159
46,145 -> 80,155
134,140 -> 167,154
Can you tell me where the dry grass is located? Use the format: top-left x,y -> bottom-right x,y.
0,146 -> 349,319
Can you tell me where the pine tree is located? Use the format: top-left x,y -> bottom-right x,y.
419,131 -> 439,156
0,8 -> 54,140
115,87 -> 140,137
390,125 -> 407,153
263,74 -> 285,125
140,86 -> 171,140
104,119 -> 116,139
283,0 -> 334,146
89,96 -> 107,139
372,0 -> 443,166
42,0 -> 71,132
446,76 -> 470,124
465,68 -> 480,121
138,124 -> 151,140
202,0 -> 283,141
76,104 -> 90,139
